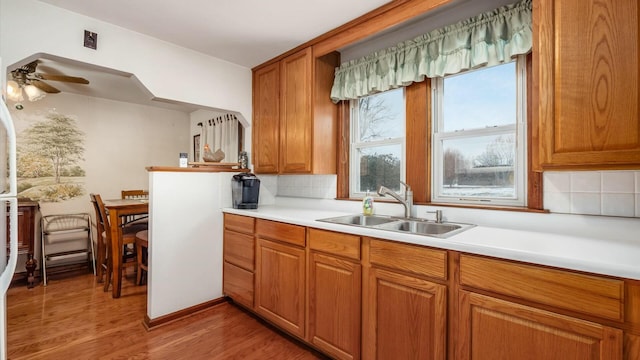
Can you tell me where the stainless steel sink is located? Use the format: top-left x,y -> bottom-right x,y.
376,219 -> 471,237
318,214 -> 397,226
317,214 -> 474,238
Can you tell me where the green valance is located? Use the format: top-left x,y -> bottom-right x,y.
330,0 -> 532,102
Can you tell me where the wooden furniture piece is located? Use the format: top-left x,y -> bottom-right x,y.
255,219 -> 306,339
308,228 -> 361,360
121,190 -> 149,199
102,197 -> 148,298
121,189 -> 149,226
533,0 -> 640,169
223,214 -> 640,360
223,213 -> 255,309
457,254 -> 625,359
5,199 -> 39,286
40,213 -> 95,286
252,47 -> 340,174
363,237 -> 447,360
135,230 -> 148,285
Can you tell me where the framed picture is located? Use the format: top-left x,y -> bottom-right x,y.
193,134 -> 201,162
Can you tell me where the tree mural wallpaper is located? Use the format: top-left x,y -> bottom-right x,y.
17,112 -> 86,202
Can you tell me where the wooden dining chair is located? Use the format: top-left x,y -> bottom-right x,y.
121,189 -> 149,226
135,230 -> 148,285
121,189 -> 149,200
90,193 -> 140,290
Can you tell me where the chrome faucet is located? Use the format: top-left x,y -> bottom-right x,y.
377,181 -> 415,218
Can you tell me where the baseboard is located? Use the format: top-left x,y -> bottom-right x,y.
143,297 -> 228,331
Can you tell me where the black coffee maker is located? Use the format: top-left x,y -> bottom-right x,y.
231,173 -> 260,209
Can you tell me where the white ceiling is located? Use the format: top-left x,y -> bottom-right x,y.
38,0 -> 392,69
10,0 -> 392,112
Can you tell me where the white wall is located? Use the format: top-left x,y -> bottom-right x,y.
0,0 -> 252,123
9,91 -> 190,272
148,171 -> 234,319
10,92 -> 190,215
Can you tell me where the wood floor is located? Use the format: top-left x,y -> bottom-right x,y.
6,272 -> 325,360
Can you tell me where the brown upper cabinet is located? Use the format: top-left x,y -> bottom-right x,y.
533,0 -> 640,170
252,47 -> 339,174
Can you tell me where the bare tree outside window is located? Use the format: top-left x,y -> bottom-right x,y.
351,88 -> 405,197
358,95 -> 398,141
474,135 -> 515,167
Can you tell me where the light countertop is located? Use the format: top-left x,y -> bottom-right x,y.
223,204 -> 640,281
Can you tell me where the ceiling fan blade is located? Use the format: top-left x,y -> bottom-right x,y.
35,73 -> 90,84
31,80 -> 61,93
20,61 -> 39,74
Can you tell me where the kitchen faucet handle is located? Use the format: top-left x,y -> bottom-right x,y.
399,181 -> 411,192
426,210 -> 443,223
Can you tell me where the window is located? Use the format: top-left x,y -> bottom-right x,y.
432,56 -> 527,206
349,88 -> 405,198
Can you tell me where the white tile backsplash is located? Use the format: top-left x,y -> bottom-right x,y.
543,170 -> 640,218
275,171 -> 640,216
543,172 -> 571,193
276,174 -> 337,199
602,171 -> 635,193
601,193 -> 635,217
570,172 -> 601,192
543,191 -> 571,213
570,192 -> 601,215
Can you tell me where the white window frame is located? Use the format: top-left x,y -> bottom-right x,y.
349,90 -> 406,199
431,55 -> 527,206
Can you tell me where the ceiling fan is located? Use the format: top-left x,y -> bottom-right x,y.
7,60 -> 90,103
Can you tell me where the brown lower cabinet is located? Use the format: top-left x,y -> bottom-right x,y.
255,221 -> 307,339
222,214 -> 640,360
363,266 -> 447,360
458,291 -> 622,360
308,229 -> 362,360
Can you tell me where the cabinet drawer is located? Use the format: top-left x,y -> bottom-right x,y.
309,228 -> 360,260
224,229 -> 254,271
459,254 -> 624,321
224,262 -> 254,309
224,213 -> 255,235
368,238 -> 447,280
256,219 -> 305,247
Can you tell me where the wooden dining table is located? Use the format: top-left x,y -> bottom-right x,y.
103,199 -> 149,298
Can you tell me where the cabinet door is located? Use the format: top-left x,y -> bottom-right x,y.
255,238 -> 306,338
457,291 -> 622,360
308,252 -> 361,360
253,61 -> 280,173
363,267 -> 447,360
280,47 -> 313,173
534,0 -> 640,169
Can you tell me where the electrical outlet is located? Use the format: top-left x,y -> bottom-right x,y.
84,30 -> 97,50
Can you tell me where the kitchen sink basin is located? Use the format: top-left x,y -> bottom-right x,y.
318,214 -> 397,226
317,214 -> 474,238
376,219 -> 468,237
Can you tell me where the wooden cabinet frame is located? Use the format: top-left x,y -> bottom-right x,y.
224,215 -> 639,360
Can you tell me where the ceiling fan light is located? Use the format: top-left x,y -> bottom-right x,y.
6,80 -> 23,102
24,84 -> 46,102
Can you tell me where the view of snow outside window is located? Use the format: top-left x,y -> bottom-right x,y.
352,88 -> 405,196
437,61 -> 520,200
